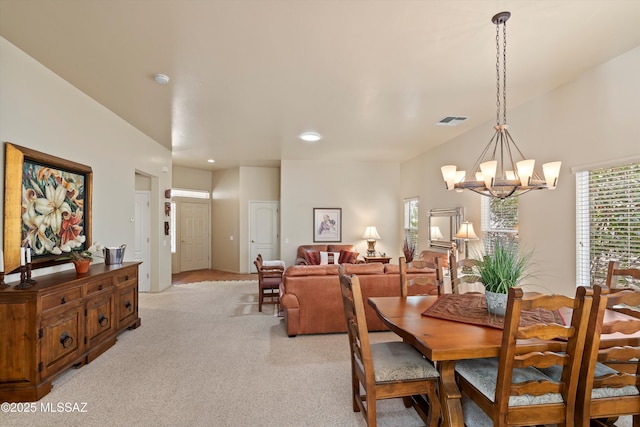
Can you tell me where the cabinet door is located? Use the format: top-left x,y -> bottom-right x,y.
86,292 -> 115,346
0,300 -> 36,385
40,306 -> 84,379
117,284 -> 137,329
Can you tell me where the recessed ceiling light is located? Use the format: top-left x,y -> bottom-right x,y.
207,159 -> 215,163
154,73 -> 170,85
299,132 -> 322,142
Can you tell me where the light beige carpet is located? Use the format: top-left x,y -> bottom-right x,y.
2,280 -> 423,427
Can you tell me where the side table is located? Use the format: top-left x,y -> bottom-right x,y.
363,256 -> 391,264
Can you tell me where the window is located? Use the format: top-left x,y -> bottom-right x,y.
481,196 -> 519,253
171,188 -> 210,199
404,198 -> 419,248
576,161 -> 640,286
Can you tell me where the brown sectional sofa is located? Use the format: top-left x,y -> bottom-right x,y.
280,262 -> 436,336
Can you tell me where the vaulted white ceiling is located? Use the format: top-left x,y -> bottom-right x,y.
2,1 -> 639,170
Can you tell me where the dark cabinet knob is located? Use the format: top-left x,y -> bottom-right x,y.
125,275 -> 129,281
98,284 -> 103,291
60,296 -> 66,305
98,314 -> 109,327
124,300 -> 132,311
60,332 -> 74,349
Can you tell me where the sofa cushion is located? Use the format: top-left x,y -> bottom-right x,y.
339,250 -> 359,264
304,250 -> 320,265
344,263 -> 385,275
327,244 -> 357,253
320,251 -> 340,265
385,264 -> 400,274
285,265 -> 332,276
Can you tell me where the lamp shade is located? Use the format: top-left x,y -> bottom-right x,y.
455,222 -> 478,240
362,226 -> 381,240
430,226 -> 444,240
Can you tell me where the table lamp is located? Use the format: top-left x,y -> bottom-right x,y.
455,221 -> 479,261
362,226 -> 381,256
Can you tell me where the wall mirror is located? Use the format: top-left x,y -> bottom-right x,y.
429,207 -> 463,249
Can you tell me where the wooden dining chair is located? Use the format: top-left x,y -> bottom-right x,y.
575,284 -> 640,427
338,267 -> 441,427
448,248 -> 483,294
399,256 -> 444,297
254,255 -> 283,312
454,286 -> 593,426
605,261 -> 640,318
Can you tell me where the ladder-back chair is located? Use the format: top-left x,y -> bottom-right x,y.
338,266 -> 441,427
455,287 -> 593,426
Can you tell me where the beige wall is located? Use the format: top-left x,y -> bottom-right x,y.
173,165 -> 212,192
0,37 -> 173,292
239,167 -> 280,273
211,168 -> 240,272
280,160 -> 401,267
401,45 -> 640,297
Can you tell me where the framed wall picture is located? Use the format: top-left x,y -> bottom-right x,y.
313,208 -> 341,242
3,143 -> 93,273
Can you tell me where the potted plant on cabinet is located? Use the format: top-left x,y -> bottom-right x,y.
474,240 -> 532,316
58,243 -> 103,274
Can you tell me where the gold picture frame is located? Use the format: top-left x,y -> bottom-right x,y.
3,143 -> 93,273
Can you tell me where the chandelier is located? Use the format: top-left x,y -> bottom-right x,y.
441,11 -> 561,199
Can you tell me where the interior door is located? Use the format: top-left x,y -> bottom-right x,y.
134,191 -> 151,292
180,201 -> 210,272
249,201 -> 279,273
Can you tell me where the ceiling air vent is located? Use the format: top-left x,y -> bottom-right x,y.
436,116 -> 468,126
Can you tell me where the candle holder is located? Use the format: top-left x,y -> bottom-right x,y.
26,263 -> 37,284
15,265 -> 32,289
0,272 -> 8,289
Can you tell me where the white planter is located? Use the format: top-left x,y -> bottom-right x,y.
485,290 -> 508,316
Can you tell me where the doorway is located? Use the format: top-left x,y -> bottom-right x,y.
179,201 -> 210,272
249,201 -> 279,273
134,191 -> 151,292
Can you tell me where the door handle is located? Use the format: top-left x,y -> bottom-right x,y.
251,240 -> 255,243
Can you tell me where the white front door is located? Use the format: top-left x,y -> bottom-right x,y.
179,201 -> 210,272
249,201 -> 279,273
134,191 -> 151,292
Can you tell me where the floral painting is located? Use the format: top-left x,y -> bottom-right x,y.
4,143 -> 92,273
22,160 -> 87,256
313,208 -> 341,242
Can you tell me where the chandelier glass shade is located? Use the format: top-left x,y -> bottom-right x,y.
441,11 -> 561,199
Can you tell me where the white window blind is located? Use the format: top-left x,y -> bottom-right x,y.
403,198 -> 419,248
576,161 -> 640,286
481,196 -> 519,253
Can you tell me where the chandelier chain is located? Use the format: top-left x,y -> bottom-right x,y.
503,20 -> 507,125
495,19 -> 508,125
495,23 -> 501,125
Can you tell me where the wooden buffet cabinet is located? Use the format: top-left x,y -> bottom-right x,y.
0,262 -> 141,402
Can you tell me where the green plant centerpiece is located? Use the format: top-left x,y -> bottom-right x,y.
474,240 -> 532,316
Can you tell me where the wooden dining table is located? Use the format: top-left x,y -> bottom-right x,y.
368,294 -> 639,427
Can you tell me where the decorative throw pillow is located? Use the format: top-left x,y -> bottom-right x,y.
339,250 -> 359,264
320,251 -> 341,265
304,250 -> 320,265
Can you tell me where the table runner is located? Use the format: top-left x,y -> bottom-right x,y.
421,294 -> 564,329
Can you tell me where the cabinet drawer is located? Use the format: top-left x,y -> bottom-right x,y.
41,286 -> 82,312
86,277 -> 113,296
114,267 -> 137,286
